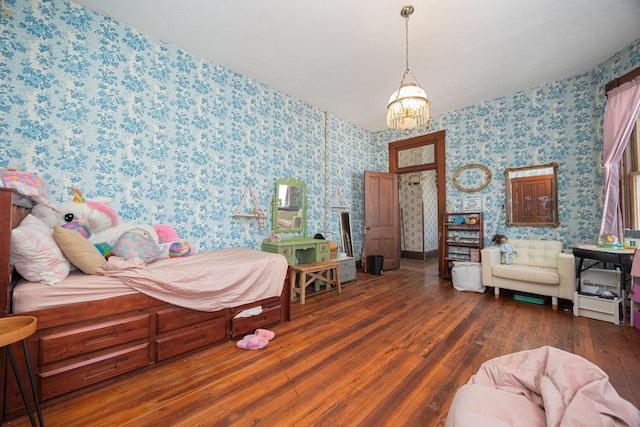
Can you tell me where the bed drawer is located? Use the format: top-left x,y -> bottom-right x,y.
39,314 -> 151,365
156,307 -> 226,334
156,317 -> 227,361
232,304 -> 282,337
38,343 -> 150,401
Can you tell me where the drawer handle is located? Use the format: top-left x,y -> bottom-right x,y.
84,331 -> 119,347
184,335 -> 206,346
84,356 -> 129,379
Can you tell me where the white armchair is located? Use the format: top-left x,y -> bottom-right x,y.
481,239 -> 575,309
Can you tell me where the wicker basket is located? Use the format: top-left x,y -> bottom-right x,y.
330,247 -> 338,259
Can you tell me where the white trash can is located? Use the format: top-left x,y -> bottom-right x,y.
451,261 -> 485,293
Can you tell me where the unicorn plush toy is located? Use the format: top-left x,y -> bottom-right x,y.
32,188 -> 192,260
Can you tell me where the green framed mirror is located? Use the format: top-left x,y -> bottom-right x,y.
272,177 -> 307,234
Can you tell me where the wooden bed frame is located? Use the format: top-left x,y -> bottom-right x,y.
0,188 -> 291,421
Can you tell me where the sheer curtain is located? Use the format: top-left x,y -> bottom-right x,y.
599,77 -> 640,238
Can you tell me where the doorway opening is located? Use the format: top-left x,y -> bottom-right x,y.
389,130 -> 446,274
400,170 -> 439,260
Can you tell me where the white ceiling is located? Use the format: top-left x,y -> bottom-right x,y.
71,0 -> 640,133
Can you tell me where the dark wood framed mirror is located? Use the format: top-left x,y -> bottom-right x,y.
505,162 -> 559,227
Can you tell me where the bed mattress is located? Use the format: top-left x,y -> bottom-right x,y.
13,271 -> 138,313
12,247 -> 289,313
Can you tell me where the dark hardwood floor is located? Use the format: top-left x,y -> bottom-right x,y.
4,259 -> 640,426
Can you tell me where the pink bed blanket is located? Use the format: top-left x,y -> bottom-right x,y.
99,247 -> 288,312
446,346 -> 640,427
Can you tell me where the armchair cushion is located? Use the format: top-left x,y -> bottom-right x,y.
481,239 -> 576,304
491,264 -> 559,285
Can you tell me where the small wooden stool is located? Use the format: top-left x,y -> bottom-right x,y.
290,261 -> 341,304
0,316 -> 44,426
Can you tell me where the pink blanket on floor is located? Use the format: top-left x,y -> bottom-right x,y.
446,346 -> 640,427
99,247 -> 288,312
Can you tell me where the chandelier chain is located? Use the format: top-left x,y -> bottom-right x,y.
405,13 -> 410,71
387,5 -> 431,131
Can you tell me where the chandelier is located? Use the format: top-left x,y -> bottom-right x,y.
387,5 -> 431,131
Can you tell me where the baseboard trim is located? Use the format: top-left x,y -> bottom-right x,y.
402,250 -> 438,260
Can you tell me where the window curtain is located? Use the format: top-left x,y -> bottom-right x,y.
599,77 -> 640,238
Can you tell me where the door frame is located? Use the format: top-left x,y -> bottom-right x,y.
388,130 -> 446,275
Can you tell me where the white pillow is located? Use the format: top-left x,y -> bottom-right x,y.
10,215 -> 70,285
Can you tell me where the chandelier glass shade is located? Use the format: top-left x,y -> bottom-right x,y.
387,80 -> 431,130
387,5 -> 431,131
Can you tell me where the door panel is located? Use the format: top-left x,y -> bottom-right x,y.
364,171 -> 400,270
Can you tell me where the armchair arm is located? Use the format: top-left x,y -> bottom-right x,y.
481,246 -> 501,287
557,251 -> 576,300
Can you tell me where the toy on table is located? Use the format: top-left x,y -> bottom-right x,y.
492,234 -> 515,265
597,234 -> 624,250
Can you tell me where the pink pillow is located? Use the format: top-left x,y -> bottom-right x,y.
10,215 -> 70,285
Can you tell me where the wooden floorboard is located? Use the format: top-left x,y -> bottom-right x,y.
4,259 -> 640,427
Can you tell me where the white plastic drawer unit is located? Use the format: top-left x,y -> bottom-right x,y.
580,268 -> 621,295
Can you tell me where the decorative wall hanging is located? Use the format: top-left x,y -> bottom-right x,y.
462,197 -> 482,211
232,186 -> 267,230
452,164 -> 492,192
330,185 -> 349,209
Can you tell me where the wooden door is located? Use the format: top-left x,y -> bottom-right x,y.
364,171 -> 400,270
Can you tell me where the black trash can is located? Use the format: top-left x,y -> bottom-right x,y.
368,255 -> 384,275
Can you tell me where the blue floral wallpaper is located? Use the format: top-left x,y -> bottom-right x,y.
1,0 -> 384,256
379,39 -> 640,248
2,0 -> 640,256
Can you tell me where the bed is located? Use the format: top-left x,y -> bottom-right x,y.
0,187 -> 291,421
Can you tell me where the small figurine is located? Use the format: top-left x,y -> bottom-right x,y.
492,234 -> 515,265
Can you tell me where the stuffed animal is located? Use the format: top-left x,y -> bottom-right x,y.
32,188 -> 153,241
112,229 -> 163,264
32,188 -> 193,259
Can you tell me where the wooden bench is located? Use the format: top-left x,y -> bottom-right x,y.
290,261 -> 341,304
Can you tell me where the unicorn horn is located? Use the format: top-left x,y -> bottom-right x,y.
71,187 -> 84,203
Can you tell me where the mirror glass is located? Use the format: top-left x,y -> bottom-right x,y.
340,212 -> 354,257
398,145 -> 435,168
505,162 -> 559,227
272,177 -> 307,234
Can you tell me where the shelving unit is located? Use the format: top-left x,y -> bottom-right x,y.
441,211 -> 484,279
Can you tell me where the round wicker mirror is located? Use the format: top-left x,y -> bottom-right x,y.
452,164 -> 492,192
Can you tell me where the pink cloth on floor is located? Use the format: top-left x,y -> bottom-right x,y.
446,346 -> 640,427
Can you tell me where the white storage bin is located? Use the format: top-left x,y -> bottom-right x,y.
451,262 -> 485,293
573,291 -> 620,325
